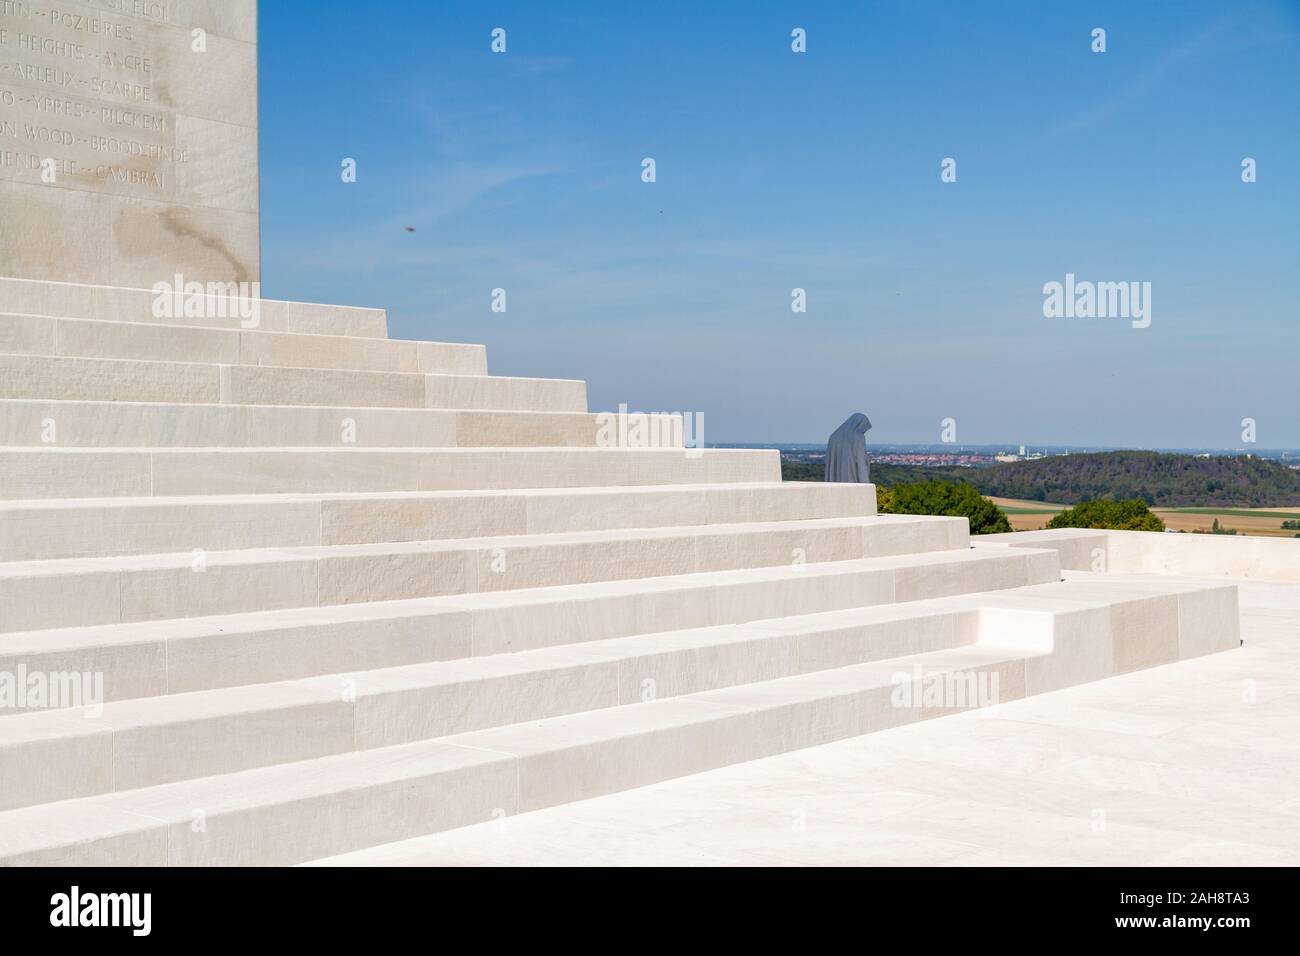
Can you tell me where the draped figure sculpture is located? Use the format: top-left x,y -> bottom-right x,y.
825,413 -> 872,483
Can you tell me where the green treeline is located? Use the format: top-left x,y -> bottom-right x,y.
782,451 -> 1300,508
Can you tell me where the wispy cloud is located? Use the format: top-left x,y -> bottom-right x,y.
1040,23 -> 1224,140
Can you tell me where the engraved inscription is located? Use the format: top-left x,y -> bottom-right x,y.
0,0 -> 182,198
0,0 -> 258,287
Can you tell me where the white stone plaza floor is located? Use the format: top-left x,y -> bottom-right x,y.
312,577 -> 1300,866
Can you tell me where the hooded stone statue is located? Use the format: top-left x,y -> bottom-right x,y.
825,413 -> 872,483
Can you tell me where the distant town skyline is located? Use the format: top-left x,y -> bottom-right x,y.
740,443 -> 1300,463
260,1 -> 1299,447
733,442 -> 1300,455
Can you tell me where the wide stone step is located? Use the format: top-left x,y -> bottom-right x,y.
0,446 -> 770,499
0,482 -> 873,561
0,278 -> 389,338
0,353 -> 586,411
0,579 -> 1238,815
0,313 -> 486,375
0,515 -> 967,633
0,577 -> 1236,865
0,601 -> 984,810
0,547 -> 1058,706
0,646 -> 1032,864
0,400 -> 660,449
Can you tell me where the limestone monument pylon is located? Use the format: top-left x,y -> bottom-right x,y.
0,0 -> 259,287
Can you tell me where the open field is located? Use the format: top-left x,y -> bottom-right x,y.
1156,507 -> 1300,537
988,497 -> 1065,531
990,497 -> 1300,537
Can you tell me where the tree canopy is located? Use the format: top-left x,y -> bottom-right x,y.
878,479 -> 1012,535
783,451 -> 1300,508
904,452 -> 1300,507
1046,499 -> 1166,532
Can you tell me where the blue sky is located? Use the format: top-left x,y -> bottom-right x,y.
259,0 -> 1299,447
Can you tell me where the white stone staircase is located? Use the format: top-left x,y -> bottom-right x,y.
0,281 -> 1240,866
